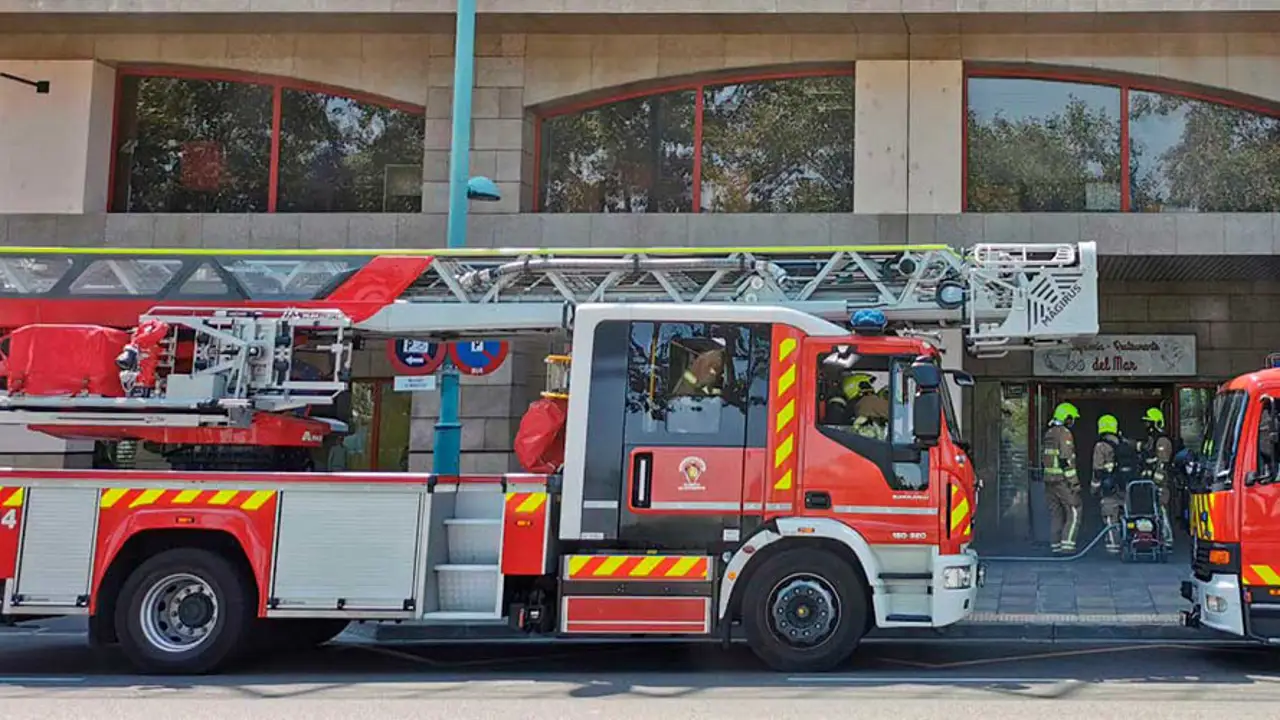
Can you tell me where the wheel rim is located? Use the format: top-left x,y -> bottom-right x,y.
139,572 -> 219,654
767,573 -> 840,649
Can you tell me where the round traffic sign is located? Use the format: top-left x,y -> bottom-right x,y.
386,338 -> 446,375
449,340 -> 509,376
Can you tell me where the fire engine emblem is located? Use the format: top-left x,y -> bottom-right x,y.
678,456 -> 707,492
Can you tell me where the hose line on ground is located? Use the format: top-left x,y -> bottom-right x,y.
981,523 -> 1121,562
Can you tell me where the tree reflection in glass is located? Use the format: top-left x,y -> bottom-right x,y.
113,76 -> 273,213
700,76 -> 854,213
966,77 -> 1121,212
539,92 -> 696,213
1129,90 -> 1280,212
277,89 -> 425,213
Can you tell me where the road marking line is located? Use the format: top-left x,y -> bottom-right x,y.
0,676 -> 87,684
893,643 -> 1181,670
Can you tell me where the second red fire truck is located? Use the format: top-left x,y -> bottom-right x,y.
0,242 -> 1098,674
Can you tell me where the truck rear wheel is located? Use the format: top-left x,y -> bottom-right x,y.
741,547 -> 868,673
114,548 -> 254,675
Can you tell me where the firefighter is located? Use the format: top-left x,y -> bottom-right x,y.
1092,414 -> 1137,555
851,375 -> 889,440
1043,402 -> 1082,555
674,345 -> 725,397
1137,407 -> 1175,550
824,373 -> 870,426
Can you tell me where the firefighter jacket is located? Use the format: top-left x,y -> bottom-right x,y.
1043,422 -> 1078,484
1139,431 -> 1174,486
1092,433 -> 1137,496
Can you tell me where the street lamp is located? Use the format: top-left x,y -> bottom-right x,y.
433,0 -> 502,477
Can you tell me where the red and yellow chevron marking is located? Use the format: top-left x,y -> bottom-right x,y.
1243,564 -> 1280,587
1189,492 -> 1217,541
506,491 -> 547,515
0,487 -> 25,508
566,554 -> 710,581
949,482 -> 971,538
769,327 -> 803,494
99,488 -> 276,511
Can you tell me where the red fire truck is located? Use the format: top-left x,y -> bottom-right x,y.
0,242 -> 1098,674
1182,367 -> 1280,640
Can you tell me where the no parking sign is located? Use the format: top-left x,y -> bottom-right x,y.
386,338 -> 447,375
449,340 -> 509,377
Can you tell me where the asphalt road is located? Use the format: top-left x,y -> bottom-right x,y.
0,618 -> 1278,718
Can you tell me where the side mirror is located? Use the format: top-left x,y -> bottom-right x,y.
909,356 -> 942,390
946,369 -> 975,388
913,389 -> 942,448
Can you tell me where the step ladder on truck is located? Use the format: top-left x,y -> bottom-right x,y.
0,242 -> 1098,674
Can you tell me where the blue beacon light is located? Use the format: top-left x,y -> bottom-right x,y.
851,309 -> 888,334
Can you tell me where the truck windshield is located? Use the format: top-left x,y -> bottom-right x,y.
1201,389 -> 1248,492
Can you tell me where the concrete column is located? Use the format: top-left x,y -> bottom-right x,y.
0,60 -> 115,214
853,60 -> 963,216
906,60 -> 963,215
853,61 -> 908,214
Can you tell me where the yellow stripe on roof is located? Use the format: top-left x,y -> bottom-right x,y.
0,244 -> 958,258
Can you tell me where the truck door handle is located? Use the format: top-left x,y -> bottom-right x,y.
805,491 -> 831,510
631,452 -> 653,509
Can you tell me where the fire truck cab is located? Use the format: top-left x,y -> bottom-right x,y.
1182,368 -> 1280,640
0,243 -> 1097,674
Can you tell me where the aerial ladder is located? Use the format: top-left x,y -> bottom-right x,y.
0,242 -> 1098,447
0,241 -> 1099,676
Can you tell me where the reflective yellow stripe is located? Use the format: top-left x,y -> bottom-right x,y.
775,435 -> 794,467
594,556 -> 627,577
2,489 -> 23,508
776,399 -> 796,432
950,498 -> 970,530
129,489 -> 165,508
567,556 -> 591,576
666,557 -> 700,577
515,493 -> 547,514
100,488 -> 128,508
1254,565 -> 1280,586
778,338 -> 797,362
630,556 -> 663,577
172,490 -> 201,504
240,491 -> 276,511
778,365 -> 796,396
773,469 -> 793,491
208,490 -> 238,505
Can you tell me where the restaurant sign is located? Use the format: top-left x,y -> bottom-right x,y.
1033,335 -> 1196,377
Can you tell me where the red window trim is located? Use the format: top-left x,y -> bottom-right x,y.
107,64 -> 426,214
962,63 -> 1280,213
530,65 -> 856,213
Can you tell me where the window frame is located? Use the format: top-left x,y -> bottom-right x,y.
108,65 -> 426,214
532,65 -> 855,213
963,64 -> 1280,213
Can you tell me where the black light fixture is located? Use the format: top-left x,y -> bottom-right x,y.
1,72 -> 50,94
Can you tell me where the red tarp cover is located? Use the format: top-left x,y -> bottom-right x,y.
4,324 -> 129,397
514,396 -> 568,474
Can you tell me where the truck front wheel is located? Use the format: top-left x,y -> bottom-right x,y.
115,548 -> 254,675
741,547 -> 868,673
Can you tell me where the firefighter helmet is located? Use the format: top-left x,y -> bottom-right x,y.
1098,414 -> 1119,436
841,373 -> 874,400
1053,402 -> 1080,424
1143,407 -> 1165,429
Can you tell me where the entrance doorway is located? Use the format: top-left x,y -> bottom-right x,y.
1031,384 -> 1173,551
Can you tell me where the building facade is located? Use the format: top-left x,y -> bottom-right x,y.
3,3 -> 1280,551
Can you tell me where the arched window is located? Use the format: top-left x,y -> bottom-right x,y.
110,68 -> 425,213
966,68 -> 1280,213
536,69 -> 855,214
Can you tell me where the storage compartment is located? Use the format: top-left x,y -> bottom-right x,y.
271,489 -> 424,612
12,487 -> 99,609
3,325 -> 129,397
